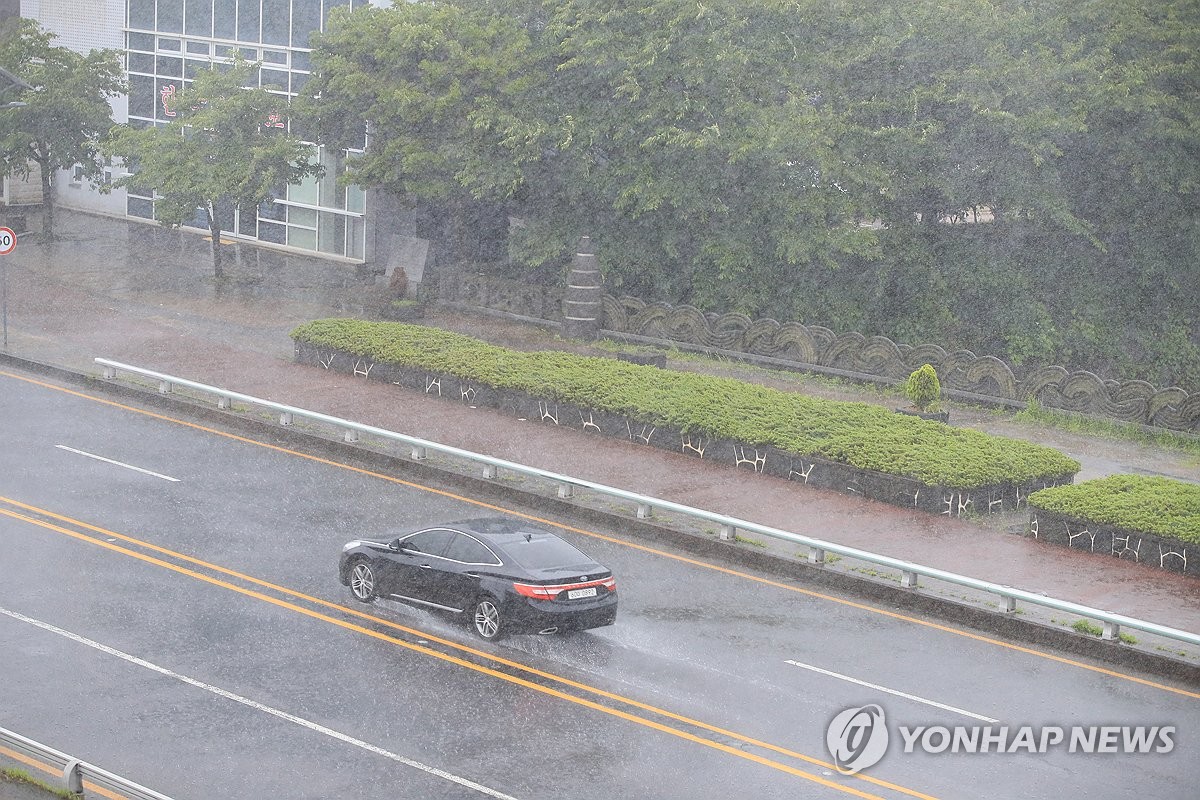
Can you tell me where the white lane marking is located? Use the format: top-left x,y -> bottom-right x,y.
0,606 -> 520,800
784,660 -> 999,723
55,445 -> 180,482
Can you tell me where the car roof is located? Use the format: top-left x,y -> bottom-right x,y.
438,517 -> 558,543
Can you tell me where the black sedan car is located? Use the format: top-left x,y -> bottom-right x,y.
338,517 -> 617,640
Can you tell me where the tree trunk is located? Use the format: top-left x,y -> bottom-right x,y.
38,157 -> 54,242
207,204 -> 224,278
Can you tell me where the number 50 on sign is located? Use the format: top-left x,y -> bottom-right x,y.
0,227 -> 16,256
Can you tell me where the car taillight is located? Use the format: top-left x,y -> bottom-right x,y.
513,577 -> 617,600
513,582 -> 559,600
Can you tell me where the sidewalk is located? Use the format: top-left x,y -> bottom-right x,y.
4,210 -> 1199,636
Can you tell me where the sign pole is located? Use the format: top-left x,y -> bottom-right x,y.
0,226 -> 18,351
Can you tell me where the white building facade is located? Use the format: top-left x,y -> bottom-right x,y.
22,0 -> 383,263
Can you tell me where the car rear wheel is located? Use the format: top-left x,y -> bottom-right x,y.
472,597 -> 503,641
349,559 -> 377,603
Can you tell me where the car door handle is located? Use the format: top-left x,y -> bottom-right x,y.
419,564 -> 432,569
465,571 -> 479,578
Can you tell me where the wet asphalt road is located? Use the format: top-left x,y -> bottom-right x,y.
2,368 -> 1199,799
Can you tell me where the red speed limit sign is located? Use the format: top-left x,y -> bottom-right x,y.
0,227 -> 15,255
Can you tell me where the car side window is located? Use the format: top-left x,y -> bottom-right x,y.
444,533 -> 502,565
400,530 -> 455,556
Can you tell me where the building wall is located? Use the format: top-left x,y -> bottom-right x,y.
25,0 -> 374,262
24,0 -> 124,52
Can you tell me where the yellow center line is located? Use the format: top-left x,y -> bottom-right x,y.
0,504 -> 902,800
0,494 -> 933,798
4,368 -> 1197,702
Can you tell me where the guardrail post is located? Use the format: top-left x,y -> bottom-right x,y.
901,570 -> 918,589
1002,595 -> 1017,614
63,759 -> 84,797
483,464 -> 497,479
218,395 -> 231,410
636,503 -> 651,519
411,445 -> 427,461
344,429 -> 359,443
808,548 -> 825,566
102,365 -> 116,380
1102,621 -> 1120,641
158,380 -> 171,395
279,412 -> 293,426
719,524 -> 736,541
557,482 -> 574,499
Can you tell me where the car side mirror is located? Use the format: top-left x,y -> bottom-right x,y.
388,539 -> 402,552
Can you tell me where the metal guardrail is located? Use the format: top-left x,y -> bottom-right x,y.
0,726 -> 174,799
95,358 -> 1200,649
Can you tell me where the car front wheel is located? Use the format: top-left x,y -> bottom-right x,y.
472,597 -> 503,641
349,559 -> 378,603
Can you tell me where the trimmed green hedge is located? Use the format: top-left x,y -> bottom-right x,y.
291,319 -> 1081,489
1030,475 -> 1200,545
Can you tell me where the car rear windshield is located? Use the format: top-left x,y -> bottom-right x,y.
505,535 -> 591,570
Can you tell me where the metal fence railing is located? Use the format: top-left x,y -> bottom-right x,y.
0,726 -> 173,799
95,358 -> 1200,650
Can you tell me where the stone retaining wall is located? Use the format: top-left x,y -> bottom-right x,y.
1028,508 -> 1197,578
295,340 -> 1075,518
436,270 -> 1200,433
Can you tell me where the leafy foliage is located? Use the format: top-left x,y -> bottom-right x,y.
105,57 -> 321,275
0,18 -> 125,239
307,0 -> 1200,391
904,364 -> 942,412
292,319 -> 1081,488
1030,475 -> 1200,545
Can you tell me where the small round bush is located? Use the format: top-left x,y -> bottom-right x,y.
904,364 -> 941,412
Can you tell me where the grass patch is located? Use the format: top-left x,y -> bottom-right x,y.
293,320 -> 1080,490
1,768 -> 74,799
1016,399 -> 1200,458
1030,475 -> 1200,545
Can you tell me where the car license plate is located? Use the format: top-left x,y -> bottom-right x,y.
568,587 -> 597,599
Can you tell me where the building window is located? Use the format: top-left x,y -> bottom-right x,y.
214,0 -> 236,39
129,74 -> 154,118
185,0 -> 213,37
237,0 -> 261,43
258,220 -> 285,244
129,0 -> 155,30
263,0 -> 290,46
129,52 -> 155,74
129,31 -> 155,51
128,196 -> 155,219
158,0 -> 184,34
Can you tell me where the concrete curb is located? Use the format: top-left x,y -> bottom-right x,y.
6,351 -> 1198,688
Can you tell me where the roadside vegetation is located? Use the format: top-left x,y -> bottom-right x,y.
292,319 -> 1080,489
0,767 -> 73,799
301,0 -> 1200,392
1030,476 -> 1200,546
1014,400 -> 1200,460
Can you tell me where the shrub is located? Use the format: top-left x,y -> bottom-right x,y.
1029,475 -> 1200,545
904,364 -> 941,412
291,320 -> 1081,489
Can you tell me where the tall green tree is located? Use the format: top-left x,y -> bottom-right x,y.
309,0 -> 1200,388
0,18 -> 124,240
106,57 -> 322,276
301,2 -> 539,264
